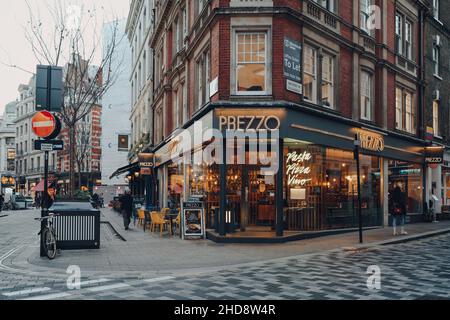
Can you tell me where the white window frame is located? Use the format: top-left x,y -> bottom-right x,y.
303,45 -> 318,104
321,52 -> 335,109
360,0 -> 372,34
360,70 -> 373,121
395,13 -> 403,55
234,31 -> 269,96
395,87 -> 403,130
312,0 -> 336,13
433,44 -> 440,77
433,0 -> 440,20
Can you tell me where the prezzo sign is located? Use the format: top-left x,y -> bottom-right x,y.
358,131 -> 385,152
219,115 -> 281,131
183,201 -> 205,240
425,147 -> 444,165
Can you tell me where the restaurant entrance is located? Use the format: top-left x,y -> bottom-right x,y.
227,165 -> 276,233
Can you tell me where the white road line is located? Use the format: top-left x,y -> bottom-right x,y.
2,287 -> 51,297
21,292 -> 72,300
144,276 -> 175,283
79,279 -> 111,287
87,283 -> 130,292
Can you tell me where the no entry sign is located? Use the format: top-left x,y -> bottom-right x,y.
32,111 -> 56,138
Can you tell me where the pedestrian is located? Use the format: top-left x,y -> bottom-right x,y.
0,193 -> 4,212
391,183 -> 408,236
119,189 -> 133,230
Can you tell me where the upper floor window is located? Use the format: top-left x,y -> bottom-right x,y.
433,0 -> 440,20
236,32 -> 267,94
395,13 -> 413,61
312,0 -> 336,13
432,41 -> 441,77
195,49 -> 210,109
303,44 -> 336,109
360,71 -> 373,121
395,87 -> 416,134
433,100 -> 439,136
196,0 -> 206,17
360,0 -> 373,34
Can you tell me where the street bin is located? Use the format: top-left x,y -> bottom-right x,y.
48,201 -> 101,250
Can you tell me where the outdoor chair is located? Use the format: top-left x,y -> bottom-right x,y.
137,209 -> 145,227
151,211 -> 171,237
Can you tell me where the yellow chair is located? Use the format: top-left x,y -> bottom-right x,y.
151,211 -> 170,237
137,209 -> 145,226
173,211 -> 181,235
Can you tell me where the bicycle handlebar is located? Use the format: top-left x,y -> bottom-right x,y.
34,214 -> 61,222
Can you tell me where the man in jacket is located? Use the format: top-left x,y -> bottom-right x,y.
119,190 -> 133,230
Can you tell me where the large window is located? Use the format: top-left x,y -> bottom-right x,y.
195,49 -> 210,109
303,45 -> 317,103
312,0 -> 336,13
388,160 -> 423,214
395,13 -> 414,60
433,42 -> 440,77
236,32 -> 267,94
360,0 -> 372,34
303,44 -> 336,109
395,87 -> 416,134
360,71 -> 373,120
321,53 -> 335,108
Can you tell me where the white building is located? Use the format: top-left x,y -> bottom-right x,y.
0,101 -> 17,191
126,0 -> 155,162
13,76 -> 57,196
101,19 -> 132,190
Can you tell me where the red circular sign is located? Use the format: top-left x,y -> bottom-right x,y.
32,111 -> 56,138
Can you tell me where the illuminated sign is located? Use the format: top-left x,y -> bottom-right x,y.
358,131 -> 384,152
1,176 -> 16,187
219,116 -> 281,131
425,147 -> 444,165
7,149 -> 15,160
286,151 -> 313,187
138,153 -> 155,176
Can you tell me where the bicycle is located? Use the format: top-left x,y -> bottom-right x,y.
35,214 -> 60,260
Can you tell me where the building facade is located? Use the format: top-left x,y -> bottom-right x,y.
423,0 -> 450,214
126,0 -> 450,242
0,101 -> 17,191
125,0 -> 156,197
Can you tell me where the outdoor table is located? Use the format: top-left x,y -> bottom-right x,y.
165,213 -> 179,236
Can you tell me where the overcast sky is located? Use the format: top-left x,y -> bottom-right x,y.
0,0 -> 131,114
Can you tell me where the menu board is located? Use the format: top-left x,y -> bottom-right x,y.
183,202 -> 205,239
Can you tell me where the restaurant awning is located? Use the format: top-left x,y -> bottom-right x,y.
32,180 -> 51,192
109,162 -> 139,179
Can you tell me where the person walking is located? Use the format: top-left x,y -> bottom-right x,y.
0,194 -> 4,212
119,190 -> 133,230
391,183 -> 408,236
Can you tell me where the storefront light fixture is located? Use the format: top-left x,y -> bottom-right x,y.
135,172 -> 140,177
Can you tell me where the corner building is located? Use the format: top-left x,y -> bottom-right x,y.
147,0 -> 429,242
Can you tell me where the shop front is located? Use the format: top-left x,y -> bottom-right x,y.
152,106 -> 426,242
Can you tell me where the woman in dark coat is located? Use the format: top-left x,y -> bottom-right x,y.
391,183 -> 408,236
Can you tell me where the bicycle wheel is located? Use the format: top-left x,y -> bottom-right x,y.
43,229 -> 57,260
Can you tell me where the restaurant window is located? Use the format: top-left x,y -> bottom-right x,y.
360,71 -> 373,121
388,160 -> 423,214
284,139 -> 382,231
395,87 -> 416,134
443,166 -> 450,207
168,162 -> 184,211
433,100 -> 439,136
236,32 -> 267,94
118,135 -> 129,151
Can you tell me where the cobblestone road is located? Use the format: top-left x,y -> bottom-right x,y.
1,210 -> 449,300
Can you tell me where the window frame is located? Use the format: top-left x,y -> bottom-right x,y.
433,100 -> 440,137
395,86 -> 416,134
360,70 -> 373,121
303,44 -> 318,104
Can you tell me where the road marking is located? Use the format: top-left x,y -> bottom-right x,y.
144,276 -> 175,283
21,292 -> 72,300
2,287 -> 51,297
87,283 -> 130,292
79,279 -> 111,287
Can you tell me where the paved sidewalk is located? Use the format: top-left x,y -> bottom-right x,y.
2,209 -> 446,277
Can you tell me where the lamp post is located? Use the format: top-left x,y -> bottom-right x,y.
354,134 -> 364,244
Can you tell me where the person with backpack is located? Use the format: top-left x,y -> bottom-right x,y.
119,190 -> 133,230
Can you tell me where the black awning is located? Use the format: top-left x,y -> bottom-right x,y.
109,162 -> 139,179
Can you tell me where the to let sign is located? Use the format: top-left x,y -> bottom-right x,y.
284,38 -> 302,83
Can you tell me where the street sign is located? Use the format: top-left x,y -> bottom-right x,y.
284,38 -> 302,94
32,111 -> 56,138
34,140 -> 64,152
36,65 -> 63,112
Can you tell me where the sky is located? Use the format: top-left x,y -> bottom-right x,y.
0,0 -> 131,114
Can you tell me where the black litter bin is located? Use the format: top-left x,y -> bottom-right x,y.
49,201 -> 101,250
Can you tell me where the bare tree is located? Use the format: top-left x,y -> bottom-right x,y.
23,0 -> 123,196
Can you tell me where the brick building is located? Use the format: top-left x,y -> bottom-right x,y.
127,0 -> 448,242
